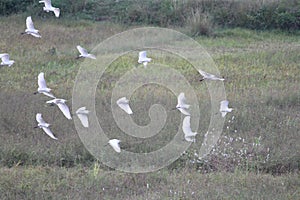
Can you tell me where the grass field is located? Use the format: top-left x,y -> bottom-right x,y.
0,14 -> 299,199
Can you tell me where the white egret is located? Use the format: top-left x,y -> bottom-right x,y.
176,92 -> 190,116
35,113 -> 57,140
21,16 -> 41,38
34,72 -> 55,98
198,70 -> 224,81
116,97 -> 133,114
47,98 -> 72,120
108,139 -> 121,153
220,100 -> 233,117
76,45 -> 96,59
182,116 -> 198,142
138,51 -> 151,67
76,107 -> 89,128
0,53 -> 14,67
39,0 -> 60,17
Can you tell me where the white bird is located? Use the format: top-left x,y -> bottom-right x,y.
108,139 -> 121,153
182,116 -> 198,142
35,72 -> 55,98
35,113 -> 57,140
39,0 -> 60,17
0,53 -> 14,67
46,98 -> 72,120
76,107 -> 90,128
76,45 -> 96,59
138,51 -> 152,67
198,70 -> 224,81
176,92 -> 190,116
220,100 -> 233,117
22,16 -> 41,38
116,97 -> 133,114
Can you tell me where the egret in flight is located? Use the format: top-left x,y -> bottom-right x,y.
138,51 -> 152,67
108,139 -> 121,153
0,53 -> 14,67
220,100 -> 233,117
176,92 -> 190,116
21,16 -> 41,38
47,98 -> 72,120
182,116 -> 198,142
76,45 -> 96,59
34,72 -> 55,98
198,70 -> 224,81
39,0 -> 60,17
116,97 -> 133,114
76,107 -> 90,128
35,113 -> 57,140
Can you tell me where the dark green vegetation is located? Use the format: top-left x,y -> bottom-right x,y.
1,0 -> 300,34
0,3 -> 299,200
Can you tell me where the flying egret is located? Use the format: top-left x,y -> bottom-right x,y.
182,116 -> 198,142
108,139 -> 121,153
176,92 -> 190,116
220,100 -> 233,117
0,53 -> 14,67
116,97 -> 133,114
138,51 -> 152,67
76,45 -> 96,59
198,70 -> 224,81
46,98 -> 72,120
39,0 -> 60,17
34,72 -> 55,98
35,113 -> 57,140
21,16 -> 41,38
76,107 -> 90,128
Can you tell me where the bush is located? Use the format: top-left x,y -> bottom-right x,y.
0,0 -> 299,32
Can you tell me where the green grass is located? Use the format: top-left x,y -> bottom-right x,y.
0,166 -> 299,199
0,15 -> 299,199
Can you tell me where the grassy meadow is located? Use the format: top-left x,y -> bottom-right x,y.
0,14 -> 299,199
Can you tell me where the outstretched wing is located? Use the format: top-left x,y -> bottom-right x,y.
26,16 -> 35,30
42,127 -> 57,140
0,54 -> 9,62
36,113 -> 45,124
77,45 -> 88,56
108,139 -> 121,153
38,72 -> 47,89
53,8 -> 60,17
182,116 -> 192,135
182,116 -> 197,142
220,100 -> 229,111
177,92 -> 190,108
116,97 -> 133,114
77,113 -> 89,128
57,102 -> 72,120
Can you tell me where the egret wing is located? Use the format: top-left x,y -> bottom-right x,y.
77,45 -> 88,56
57,102 -> 72,120
77,113 -> 89,127
0,54 -> 9,62
42,127 -> 57,140
117,97 -> 133,114
109,139 -> 121,153
26,16 -> 35,30
182,116 -> 192,135
36,113 -> 46,124
53,8 -> 60,17
220,100 -> 229,111
42,92 -> 55,98
87,54 -> 96,59
38,72 -> 47,89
